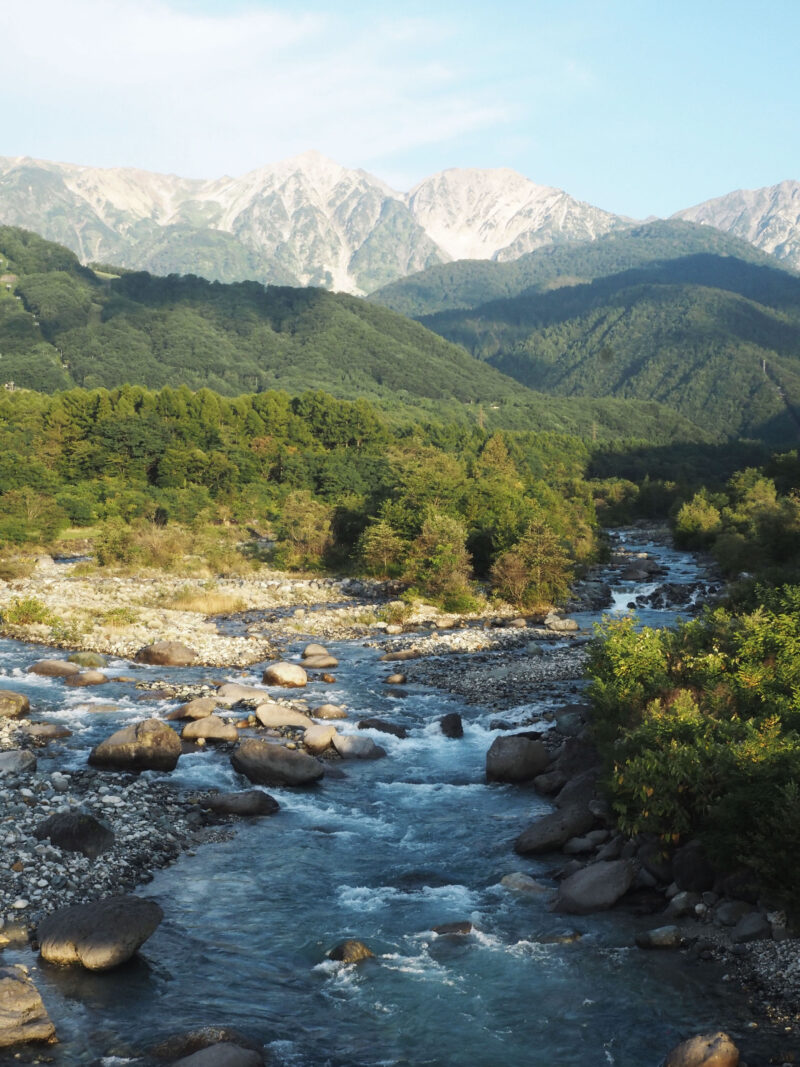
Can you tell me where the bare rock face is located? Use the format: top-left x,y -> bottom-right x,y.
663,1031 -> 739,1067
254,704 -> 313,729
27,659 -> 80,677
486,735 -> 548,782
262,662 -> 307,688
134,641 -> 198,667
88,719 -> 181,772
34,812 -> 114,859
231,739 -> 324,786
182,716 -> 238,742
38,896 -> 163,971
0,965 -> 57,1049
0,690 -> 30,719
328,939 -> 374,963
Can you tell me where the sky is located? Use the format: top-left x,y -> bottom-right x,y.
4,0 -> 800,218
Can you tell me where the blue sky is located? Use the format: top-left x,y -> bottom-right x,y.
4,0 -> 799,216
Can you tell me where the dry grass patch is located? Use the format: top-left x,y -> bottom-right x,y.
163,588 -> 248,615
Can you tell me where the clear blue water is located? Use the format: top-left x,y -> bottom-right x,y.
0,533 -> 761,1066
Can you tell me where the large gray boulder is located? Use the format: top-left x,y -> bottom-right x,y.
34,812 -> 114,859
231,739 -> 324,786
88,719 -> 181,772
27,659 -> 79,677
262,662 -> 307,688
38,896 -> 163,970
254,704 -> 313,729
182,716 -> 238,742
663,1031 -> 739,1067
0,965 -> 57,1049
486,735 -> 548,782
555,860 -> 635,914
514,806 -> 595,854
134,641 -> 198,667
0,690 -> 30,719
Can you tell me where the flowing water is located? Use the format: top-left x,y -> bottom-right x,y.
0,532 -> 762,1066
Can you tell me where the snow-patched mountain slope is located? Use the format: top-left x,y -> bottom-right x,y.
673,181 -> 800,271
0,152 -> 631,293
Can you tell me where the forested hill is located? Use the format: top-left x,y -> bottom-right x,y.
368,220 -> 788,318
0,226 -> 707,443
414,252 -> 800,443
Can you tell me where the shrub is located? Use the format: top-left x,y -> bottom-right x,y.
1,596 -> 55,625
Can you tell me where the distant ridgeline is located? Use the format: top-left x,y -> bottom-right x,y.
371,221 -> 800,445
0,225 -> 708,445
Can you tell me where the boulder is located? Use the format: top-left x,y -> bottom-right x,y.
38,896 -> 163,970
34,812 -> 114,859
313,703 -> 348,720
172,1044 -> 263,1067
500,872 -> 550,893
204,790 -> 279,816
440,712 -> 463,738
262,662 -> 307,688
303,724 -> 338,755
514,807 -> 596,855
663,1032 -> 739,1067
544,613 -> 579,632
24,723 -> 71,740
27,659 -> 79,678
731,912 -> 771,944
665,891 -> 701,919
68,652 -> 107,668
254,704 -> 313,729
357,717 -> 407,739
554,770 -> 599,811
672,841 -> 715,893
0,690 -> 30,719
151,1027 -> 261,1062
0,750 -> 36,776
88,719 -> 181,772
379,649 -> 420,662
231,739 -> 324,786
714,900 -> 752,927
302,654 -> 339,670
166,697 -> 218,721
385,673 -> 406,685
135,641 -> 198,667
635,925 -> 681,949
0,965 -> 57,1049
432,921 -> 472,936
555,859 -> 635,914
302,643 -> 329,658
63,670 -> 109,688
332,734 -> 386,760
182,716 -> 238,742
486,735 -> 548,783
328,940 -> 374,963
215,684 -> 268,706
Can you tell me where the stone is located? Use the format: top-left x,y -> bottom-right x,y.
135,641 -> 198,666
714,900 -> 753,927
313,703 -> 347,720
88,718 -> 181,772
166,697 -> 218,721
302,654 -> 339,669
303,724 -> 338,755
302,643 -> 329,658
150,1027 -> 261,1062
432,921 -> 472,936
731,912 -> 771,944
231,739 -> 324,786
38,896 -> 163,970
638,838 -> 674,884
563,836 -> 595,855
663,1031 -> 739,1067
635,925 -> 681,949
357,717 -> 407,739
385,673 -> 406,685
27,659 -> 79,677
254,704 -> 313,729
0,749 -> 36,775
555,859 -> 635,914
182,716 -> 239,742
514,806 -> 595,855
24,723 -> 72,740
215,683 -> 269,705
34,812 -> 114,859
262,662 -> 307,688
332,734 -> 386,760
672,841 -> 715,892
665,891 -> 701,919
172,1044 -> 264,1067
68,652 -> 107,668
0,690 -> 30,719
440,713 -> 463,738
204,790 -> 279,816
544,613 -> 579,632
500,873 -> 550,893
486,735 -> 548,783
379,649 -> 420,662
554,770 -> 599,811
328,939 -> 374,963
0,965 -> 57,1049
63,670 -> 109,688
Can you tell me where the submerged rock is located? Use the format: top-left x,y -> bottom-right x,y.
38,895 -> 163,970
0,965 -> 57,1049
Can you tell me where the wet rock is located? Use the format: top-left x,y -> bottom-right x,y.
553,770 -> 598,812
204,791 -> 279,816
380,649 -> 421,662
714,900 -> 752,927
23,722 -> 72,740
303,724 -> 338,755
254,704 -> 313,729
182,716 -> 238,742
500,873 -> 550,893
514,807 -> 595,855
635,925 -> 681,949
385,673 -> 406,685
663,1031 -> 739,1067
68,652 -> 107,668
665,891 -> 701,919
135,641 -> 198,667
0,690 -> 30,718
731,911 -> 771,944
34,812 -> 115,859
486,735 -> 548,783
0,964 -> 57,1049
166,697 -> 218,721
27,659 -> 80,677
332,734 -> 386,760
0,749 -> 36,775
262,662 -> 307,688
357,717 -> 407,739
440,712 -> 463,739
151,1027 -> 261,1062
328,939 -> 374,963
672,841 -> 715,892
302,654 -> 339,669
171,1043 -> 264,1067
231,739 -> 324,786
302,643 -> 329,658
215,683 -> 269,705
88,719 -> 181,772
313,703 -> 347,720
432,921 -> 472,936
38,895 -> 164,970
555,859 -> 635,914
63,670 -> 109,688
